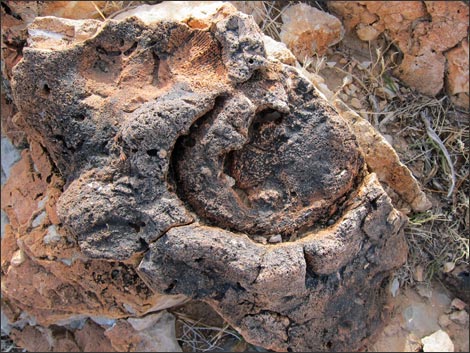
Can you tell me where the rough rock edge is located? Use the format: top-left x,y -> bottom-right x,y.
4,3 -> 412,352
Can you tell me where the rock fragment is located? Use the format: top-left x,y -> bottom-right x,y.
280,3 -> 344,60
422,330 -> 454,352
449,310 -> 469,326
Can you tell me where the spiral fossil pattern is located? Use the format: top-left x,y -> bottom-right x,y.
11,4 -> 409,351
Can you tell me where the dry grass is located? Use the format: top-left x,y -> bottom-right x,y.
306,30 -> 470,288
175,313 -> 243,352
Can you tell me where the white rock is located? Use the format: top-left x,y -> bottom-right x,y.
43,225 -> 62,245
422,330 -> 454,352
263,35 -> 297,66
31,211 -> 47,228
390,277 -> 400,297
268,234 -> 282,243
1,137 -> 21,185
115,1 -> 224,26
126,311 -> 182,352
443,262 -> 455,273
90,316 -> 116,327
10,249 -> 26,267
280,3 -> 344,61
1,210 -> 9,239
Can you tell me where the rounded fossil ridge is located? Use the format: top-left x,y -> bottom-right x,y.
10,5 -> 408,352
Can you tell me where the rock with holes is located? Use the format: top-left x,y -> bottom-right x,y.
5,2 -> 411,352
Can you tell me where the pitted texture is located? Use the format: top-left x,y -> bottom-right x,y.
7,3 -> 408,352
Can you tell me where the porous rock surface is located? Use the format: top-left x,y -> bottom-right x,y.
280,3 -> 345,59
3,2 -> 411,351
328,1 -> 469,108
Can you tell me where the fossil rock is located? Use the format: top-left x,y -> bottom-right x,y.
280,3 -> 344,59
4,2 -> 413,351
329,1 -> 469,106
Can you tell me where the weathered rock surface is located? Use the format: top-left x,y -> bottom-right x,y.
299,69 -> 432,213
280,3 -> 344,60
328,1 -> 469,108
2,2 -> 418,352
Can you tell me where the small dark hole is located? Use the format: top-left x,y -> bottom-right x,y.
96,45 -> 107,55
42,84 -> 51,95
128,222 -> 142,232
46,175 -> 52,183
73,114 -> 86,122
287,348 -> 293,352
164,280 -> 177,294
248,58 -> 254,64
111,269 -> 119,279
124,42 -> 138,56
147,149 -> 159,157
326,341 -> 332,349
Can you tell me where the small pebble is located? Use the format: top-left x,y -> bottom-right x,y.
451,298 -> 467,311
449,310 -> 469,325
350,97 -> 362,109
10,249 -> 25,267
268,234 -> 282,243
443,262 -> 455,273
253,236 -> 267,245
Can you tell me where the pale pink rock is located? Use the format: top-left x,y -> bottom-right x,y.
280,3 -> 344,60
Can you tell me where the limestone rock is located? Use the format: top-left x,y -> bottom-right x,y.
4,2 -> 414,352
422,330 -> 454,352
329,1 -> 469,105
105,311 -> 181,352
280,3 -> 344,60
263,34 -> 297,66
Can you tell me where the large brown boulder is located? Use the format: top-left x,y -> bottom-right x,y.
3,2 -> 412,351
